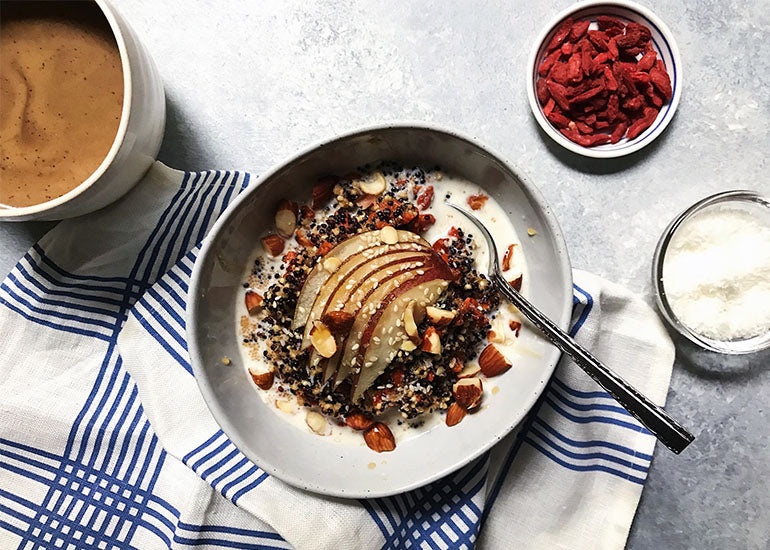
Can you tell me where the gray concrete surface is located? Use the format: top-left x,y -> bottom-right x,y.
1,1 -> 768,547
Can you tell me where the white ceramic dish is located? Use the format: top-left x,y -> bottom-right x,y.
0,0 -> 165,222
527,0 -> 682,159
652,190 -> 770,354
187,124 -> 573,498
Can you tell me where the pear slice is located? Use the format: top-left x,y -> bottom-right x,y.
292,230 -> 427,330
300,244 -> 430,349
351,276 -> 451,402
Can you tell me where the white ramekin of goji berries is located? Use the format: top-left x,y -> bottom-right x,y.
527,0 -> 682,159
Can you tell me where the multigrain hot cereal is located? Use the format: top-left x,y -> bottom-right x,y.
236,164 -> 528,452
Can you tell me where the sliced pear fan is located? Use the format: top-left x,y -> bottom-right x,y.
292,230 -> 427,330
300,244 -> 430,349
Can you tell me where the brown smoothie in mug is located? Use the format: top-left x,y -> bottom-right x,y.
0,1 -> 124,208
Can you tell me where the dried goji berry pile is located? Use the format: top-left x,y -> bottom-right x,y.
536,16 -> 673,147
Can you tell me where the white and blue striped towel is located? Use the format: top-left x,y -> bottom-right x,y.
0,162 -> 675,549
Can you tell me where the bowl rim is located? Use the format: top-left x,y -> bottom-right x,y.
187,121 -> 575,498
0,0 -> 133,219
652,189 -> 770,355
526,0 -> 682,159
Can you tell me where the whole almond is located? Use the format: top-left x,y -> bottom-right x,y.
363,422 -> 396,452
445,403 -> 467,426
478,344 -> 512,377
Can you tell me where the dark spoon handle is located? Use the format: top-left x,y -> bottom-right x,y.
495,273 -> 694,454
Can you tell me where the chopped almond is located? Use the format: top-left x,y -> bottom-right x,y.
345,413 -> 374,431
356,194 -> 378,210
312,177 -> 336,209
357,171 -> 387,195
323,256 -> 341,273
421,326 -> 441,354
244,291 -> 263,315
305,411 -> 328,435
478,344 -> 512,377
299,204 -> 315,220
510,274 -> 523,292
453,377 -> 483,409
261,234 -> 285,256
400,340 -> 417,352
320,310 -> 355,335
467,194 -> 489,210
275,399 -> 294,414
249,369 -> 274,390
509,320 -> 522,337
310,321 -> 337,358
275,200 -> 298,238
445,403 -> 467,426
426,306 -> 456,327
457,362 -> 481,379
295,229 -> 314,248
380,225 -> 398,244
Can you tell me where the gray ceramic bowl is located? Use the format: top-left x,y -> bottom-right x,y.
187,123 -> 573,498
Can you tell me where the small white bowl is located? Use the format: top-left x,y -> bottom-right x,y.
526,0 -> 682,159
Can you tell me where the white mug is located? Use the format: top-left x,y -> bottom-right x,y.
0,0 -> 165,222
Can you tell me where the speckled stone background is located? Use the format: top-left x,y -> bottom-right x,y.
2,0 -> 769,547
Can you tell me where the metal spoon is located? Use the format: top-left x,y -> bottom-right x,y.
448,203 -> 694,454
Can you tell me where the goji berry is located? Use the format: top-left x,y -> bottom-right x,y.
594,120 -> 610,129
581,40 -> 594,76
546,17 -> 573,51
542,97 -> 556,117
536,78 -> 550,104
626,107 -> 658,139
596,15 -> 623,30
575,121 -> 594,134
569,20 -> 591,41
607,36 -> 619,59
603,65 -> 618,91
571,85 -> 604,105
637,50 -> 657,72
537,49 -> 561,77
416,185 -> 434,210
587,30 -> 609,51
610,122 -> 628,143
622,96 -> 644,110
546,110 -> 571,128
317,242 -> 333,256
548,62 -> 570,85
467,194 -> 489,210
649,60 -> 672,100
546,80 -> 571,111
567,53 -> 582,82
626,22 -> 652,42
561,42 -> 573,56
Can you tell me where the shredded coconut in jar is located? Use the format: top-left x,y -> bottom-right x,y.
662,203 -> 770,341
